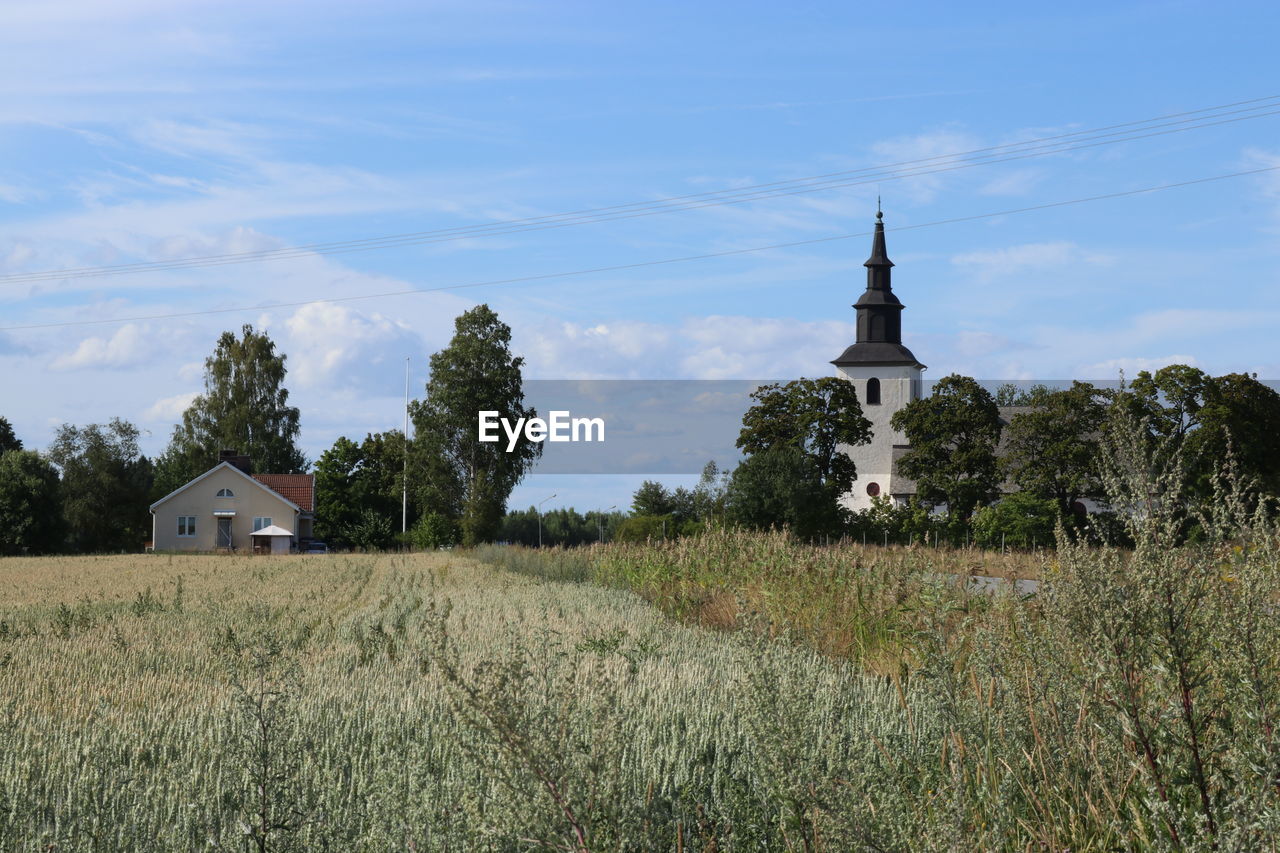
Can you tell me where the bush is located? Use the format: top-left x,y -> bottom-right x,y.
971,491 -> 1059,549
411,512 -> 460,550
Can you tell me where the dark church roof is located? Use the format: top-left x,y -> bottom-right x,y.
832,341 -> 925,366
831,209 -> 926,369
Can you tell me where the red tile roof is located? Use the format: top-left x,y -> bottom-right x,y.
252,474 -> 315,512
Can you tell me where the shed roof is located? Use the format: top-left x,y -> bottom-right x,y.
250,524 -> 294,537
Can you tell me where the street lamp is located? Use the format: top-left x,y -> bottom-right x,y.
537,494 -> 557,548
598,505 -> 616,543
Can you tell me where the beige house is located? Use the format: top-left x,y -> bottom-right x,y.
149,458 -> 315,553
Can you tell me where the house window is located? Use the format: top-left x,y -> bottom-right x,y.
216,488 -> 234,497
253,517 -> 272,532
866,377 -> 881,406
177,516 -> 196,537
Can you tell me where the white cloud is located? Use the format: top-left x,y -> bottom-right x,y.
283,302 -> 422,392
517,315 -> 857,380
950,241 -> 1110,280
869,128 -> 982,204
50,323 -> 151,371
1074,355 -> 1202,379
143,391 -> 198,422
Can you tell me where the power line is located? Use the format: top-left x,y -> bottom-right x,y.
3,95 -> 1279,285
5,163 -> 1276,333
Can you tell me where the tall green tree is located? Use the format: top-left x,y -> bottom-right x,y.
313,430 -> 410,547
48,419 -> 152,553
153,325 -> 305,497
0,417 -> 21,455
1123,366 -> 1280,498
409,305 -> 541,546
0,450 -> 64,555
725,445 -> 829,538
736,377 -> 872,497
891,374 -> 1003,520
1002,381 -> 1110,516
732,377 -> 871,537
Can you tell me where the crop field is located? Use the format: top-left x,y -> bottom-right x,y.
0,550 -> 935,851
3,513 -> 1280,851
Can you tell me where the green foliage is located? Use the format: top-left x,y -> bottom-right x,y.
725,444 -> 837,538
153,325 -> 305,497
314,431 -> 409,547
891,373 -> 1003,519
971,491 -> 1059,549
737,376 -> 871,497
410,511 -> 460,550
499,506 -> 624,546
849,495 -> 946,545
410,305 -> 540,546
47,418 -> 152,553
0,450 -> 64,555
342,508 -> 395,551
613,513 -> 686,543
0,417 -> 20,455
1001,381 -> 1109,517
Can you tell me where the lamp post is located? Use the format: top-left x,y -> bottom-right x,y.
537,494 -> 557,548
599,505 -> 616,543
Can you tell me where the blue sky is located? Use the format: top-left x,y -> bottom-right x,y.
1,0 -> 1278,511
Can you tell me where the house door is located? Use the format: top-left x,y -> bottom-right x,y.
217,517 -> 233,549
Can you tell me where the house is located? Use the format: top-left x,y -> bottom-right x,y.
149,451 -> 315,552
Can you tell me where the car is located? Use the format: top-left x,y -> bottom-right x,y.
304,541 -> 328,554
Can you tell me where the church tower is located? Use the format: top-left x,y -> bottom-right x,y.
832,208 -> 926,511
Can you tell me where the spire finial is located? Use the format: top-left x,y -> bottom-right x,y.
876,196 -> 882,220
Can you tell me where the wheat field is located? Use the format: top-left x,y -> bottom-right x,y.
0,551 -> 934,851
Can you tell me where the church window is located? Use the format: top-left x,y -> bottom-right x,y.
866,377 -> 881,405
866,482 -> 880,497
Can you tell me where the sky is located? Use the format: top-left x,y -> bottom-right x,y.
1,0 -> 1278,511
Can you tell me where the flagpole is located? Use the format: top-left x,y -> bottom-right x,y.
403,356 -> 409,535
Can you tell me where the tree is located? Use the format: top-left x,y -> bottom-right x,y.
48,419 -> 153,553
1122,366 -> 1280,500
737,377 -> 872,498
725,445 -> 830,538
154,325 -> 305,496
410,305 -> 541,546
728,377 -> 871,536
1002,381 -> 1110,516
0,417 -> 21,455
1194,373 -> 1280,497
0,450 -> 64,555
313,436 -> 364,547
891,374 -> 1003,520
313,431 -> 410,548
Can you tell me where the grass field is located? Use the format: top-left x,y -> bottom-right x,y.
4,516 -> 1280,851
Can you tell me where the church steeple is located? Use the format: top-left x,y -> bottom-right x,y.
831,209 -> 925,368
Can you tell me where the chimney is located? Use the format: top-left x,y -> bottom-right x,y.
218,449 -> 252,474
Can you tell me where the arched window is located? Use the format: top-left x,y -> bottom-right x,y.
865,377 -> 881,406
216,488 -> 234,497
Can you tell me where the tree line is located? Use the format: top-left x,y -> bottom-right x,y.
619,368 -> 1280,548
4,303 -> 1274,555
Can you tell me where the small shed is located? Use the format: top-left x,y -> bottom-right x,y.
250,524 -> 294,555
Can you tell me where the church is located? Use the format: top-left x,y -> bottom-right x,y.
832,210 -> 1038,514
831,209 -> 927,512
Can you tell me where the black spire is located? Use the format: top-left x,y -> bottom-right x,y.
831,209 -> 925,368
